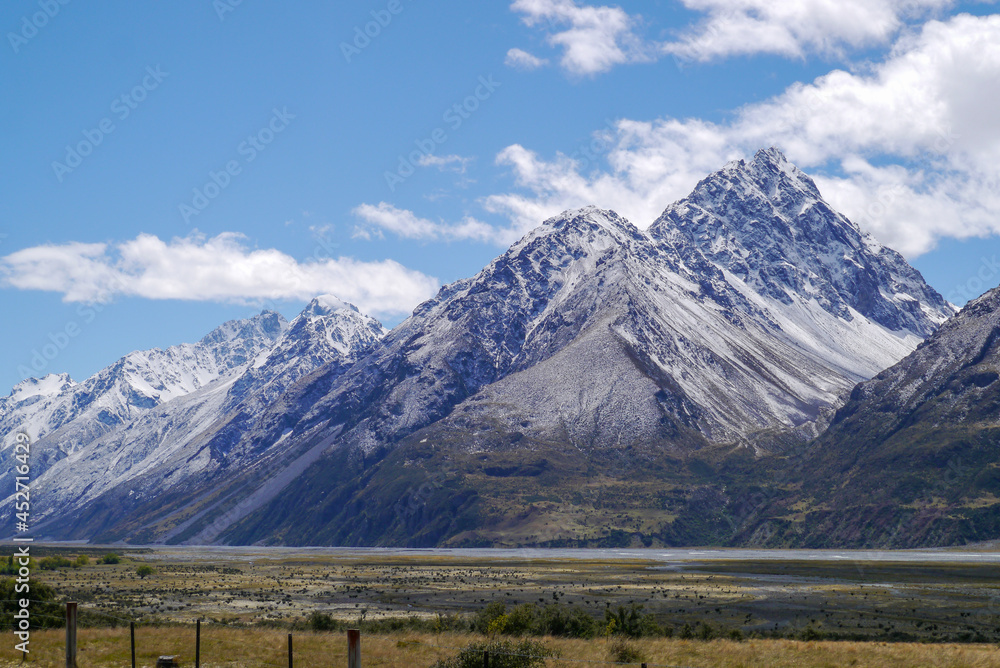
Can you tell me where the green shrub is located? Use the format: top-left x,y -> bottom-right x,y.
135,565 -> 154,579
605,604 -> 658,638
0,578 -> 62,629
536,604 -> 598,638
475,601 -> 601,639
39,556 -> 72,571
309,611 -> 337,632
433,638 -> 553,668
100,553 -> 120,565
472,601 -> 509,635
73,555 -> 89,567
607,636 -> 645,664
506,604 -> 538,636
0,556 -> 35,575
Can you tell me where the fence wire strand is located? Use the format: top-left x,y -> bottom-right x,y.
25,602 -> 703,668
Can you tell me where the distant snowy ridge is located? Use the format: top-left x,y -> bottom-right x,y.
0,296 -> 386,533
0,311 -> 288,453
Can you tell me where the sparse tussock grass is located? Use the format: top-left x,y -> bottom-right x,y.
0,630 -> 998,668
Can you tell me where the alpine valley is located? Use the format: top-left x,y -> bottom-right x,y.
5,148 -> 996,549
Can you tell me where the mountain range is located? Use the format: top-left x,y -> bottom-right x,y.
4,148 -> 993,549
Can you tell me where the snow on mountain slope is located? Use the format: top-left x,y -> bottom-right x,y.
3,297 -> 386,535
0,311 -> 287,455
381,196 -> 949,450
651,148 -> 954,353
245,184 -> 951,468
750,286 -> 1000,548
226,295 -> 386,413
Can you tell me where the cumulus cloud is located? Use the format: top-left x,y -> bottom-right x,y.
664,0 -> 956,62
510,0 -> 655,75
0,232 -> 439,318
505,47 -> 550,70
352,202 -> 501,243
511,0 -> 969,74
483,13 -> 1000,257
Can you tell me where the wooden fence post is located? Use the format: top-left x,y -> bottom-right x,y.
483,650 -> 490,668
347,629 -> 361,668
65,602 -> 77,668
196,619 -> 201,668
288,633 -> 293,668
130,621 -> 136,668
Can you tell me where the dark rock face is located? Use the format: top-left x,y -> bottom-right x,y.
651,148 -> 953,336
754,287 -> 1000,548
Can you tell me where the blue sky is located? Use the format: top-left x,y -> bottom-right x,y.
2,0 -> 1000,391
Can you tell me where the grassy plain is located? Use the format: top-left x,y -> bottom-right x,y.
4,546 -> 999,666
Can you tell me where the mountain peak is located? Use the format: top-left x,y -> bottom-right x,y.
547,206 -> 634,231
199,310 -> 287,348
303,294 -> 357,317
752,146 -> 790,168
9,373 -> 75,402
521,206 -> 643,249
651,148 -> 953,336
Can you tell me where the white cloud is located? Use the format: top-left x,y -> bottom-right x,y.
664,0 -> 956,62
0,232 -> 439,318
510,0 -> 654,75
485,14 -> 1000,257
352,202 -> 501,243
505,47 -> 550,70
417,154 -> 472,173
510,0 -> 976,74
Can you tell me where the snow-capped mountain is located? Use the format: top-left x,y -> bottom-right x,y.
652,148 -> 955,368
226,295 -> 387,413
0,311 -> 287,457
0,297 -> 385,536
253,150 -> 953,457
189,151 -> 954,547
12,149 -> 961,548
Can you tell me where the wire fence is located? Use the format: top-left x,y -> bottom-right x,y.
13,601 -> 704,668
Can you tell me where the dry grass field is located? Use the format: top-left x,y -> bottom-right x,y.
0,628 -> 998,668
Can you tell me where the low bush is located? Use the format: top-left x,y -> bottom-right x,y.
607,636 -> 645,664
433,638 -> 553,668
